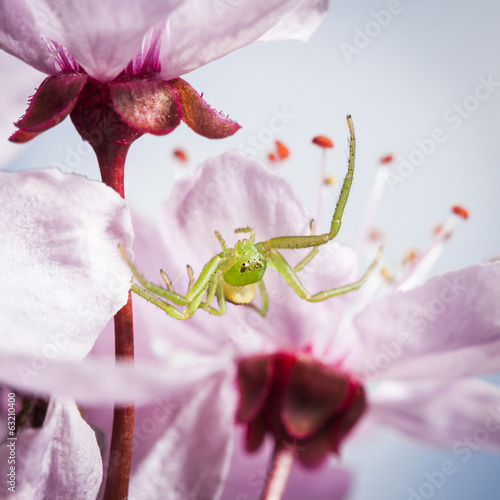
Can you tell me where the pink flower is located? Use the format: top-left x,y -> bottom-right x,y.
0,396 -> 103,499
3,151 -> 499,499
85,151 -> 500,498
0,167 -> 134,497
2,0 -> 329,144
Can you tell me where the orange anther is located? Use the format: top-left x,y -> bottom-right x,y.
275,140 -> 290,160
452,205 -> 469,219
268,152 -> 277,162
403,249 -> 418,265
312,136 -> 334,149
173,148 -> 188,163
380,266 -> 394,283
324,175 -> 335,185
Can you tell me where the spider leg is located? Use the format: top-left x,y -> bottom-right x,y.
215,231 -> 229,252
186,265 -> 194,290
160,269 -> 174,292
131,284 -> 194,320
120,245 -> 188,306
199,270 -> 227,316
293,220 -> 319,272
266,246 -> 380,302
244,280 -> 269,317
234,226 -> 255,242
121,244 -> 224,320
255,115 -> 355,254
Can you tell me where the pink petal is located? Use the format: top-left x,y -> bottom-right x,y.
129,371 -> 237,500
111,78 -> 181,135
0,52 -> 46,164
157,151 -> 358,351
0,353 -> 227,406
0,398 -> 102,499
14,73 -> 88,133
158,151 -> 312,297
169,78 -> 241,138
369,378 -> 500,452
221,429 -> 351,500
286,458 -> 351,500
258,0 -> 330,42
159,151 -> 316,276
159,0 -> 329,79
103,211 -> 230,359
350,263 -> 500,381
23,0 -> 182,81
0,169 -> 133,361
0,0 -> 57,74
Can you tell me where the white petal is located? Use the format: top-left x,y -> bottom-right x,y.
160,0 -> 329,79
0,397 -> 102,499
129,371 -> 237,500
369,378 -> 500,453
0,169 -> 133,361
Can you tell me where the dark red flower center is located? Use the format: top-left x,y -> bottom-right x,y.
236,352 -> 366,468
10,72 -> 240,146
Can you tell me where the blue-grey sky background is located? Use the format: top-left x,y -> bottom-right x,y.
3,1 -> 500,499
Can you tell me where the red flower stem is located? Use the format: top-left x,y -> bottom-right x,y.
260,442 -> 295,500
93,141 -> 135,500
94,142 -> 130,197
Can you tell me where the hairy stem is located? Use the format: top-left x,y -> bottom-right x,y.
260,442 -> 295,500
94,142 -> 135,500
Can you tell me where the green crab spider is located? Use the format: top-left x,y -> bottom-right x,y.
121,115 -> 380,320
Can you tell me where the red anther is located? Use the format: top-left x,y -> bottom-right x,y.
452,205 -> 469,219
380,154 -> 394,164
312,136 -> 334,149
173,148 -> 188,162
275,140 -> 290,160
368,228 -> 384,242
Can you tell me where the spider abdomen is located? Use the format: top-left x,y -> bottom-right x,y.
224,282 -> 256,305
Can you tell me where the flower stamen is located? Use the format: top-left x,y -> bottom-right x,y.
395,205 -> 470,291
312,135 -> 334,227
355,154 -> 393,256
